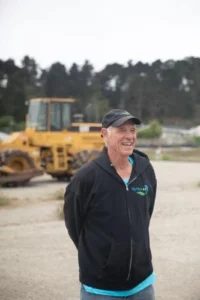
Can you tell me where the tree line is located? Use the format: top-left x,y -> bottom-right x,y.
0,55 -> 200,127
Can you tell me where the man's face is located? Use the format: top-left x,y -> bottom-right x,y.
101,120 -> 137,157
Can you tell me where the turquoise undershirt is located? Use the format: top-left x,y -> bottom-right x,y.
83,156 -> 156,297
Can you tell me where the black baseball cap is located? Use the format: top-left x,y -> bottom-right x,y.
102,109 -> 141,128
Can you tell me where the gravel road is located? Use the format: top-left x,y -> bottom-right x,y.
0,161 -> 200,300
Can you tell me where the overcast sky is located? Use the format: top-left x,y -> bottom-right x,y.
0,0 -> 200,71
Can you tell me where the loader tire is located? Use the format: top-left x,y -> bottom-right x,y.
56,175 -> 71,182
0,150 -> 35,170
69,149 -> 100,172
0,150 -> 36,187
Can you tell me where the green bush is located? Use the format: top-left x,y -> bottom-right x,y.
13,121 -> 26,131
0,115 -> 14,133
0,116 -> 25,133
138,120 -> 162,139
194,136 -> 200,147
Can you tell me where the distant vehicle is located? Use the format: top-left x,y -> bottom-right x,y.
0,132 -> 9,141
0,98 -> 103,187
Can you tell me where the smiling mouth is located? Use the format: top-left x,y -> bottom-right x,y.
122,143 -> 133,146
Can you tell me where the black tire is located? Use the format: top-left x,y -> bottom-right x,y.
0,150 -> 35,187
1,150 -> 35,170
52,175 -> 71,182
69,149 -> 100,171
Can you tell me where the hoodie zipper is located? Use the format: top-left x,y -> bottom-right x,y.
125,176 -> 137,191
127,238 -> 134,280
125,175 -> 137,280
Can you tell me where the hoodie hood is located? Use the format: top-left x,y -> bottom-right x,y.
94,147 -> 150,180
132,148 -> 151,175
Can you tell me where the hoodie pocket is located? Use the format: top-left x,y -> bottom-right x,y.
101,242 -> 131,279
131,242 -> 152,280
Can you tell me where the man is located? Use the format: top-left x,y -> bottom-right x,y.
64,109 -> 157,300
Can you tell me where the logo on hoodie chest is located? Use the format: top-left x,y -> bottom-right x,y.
131,184 -> 149,196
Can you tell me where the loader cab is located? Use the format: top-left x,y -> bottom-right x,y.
27,98 -> 74,131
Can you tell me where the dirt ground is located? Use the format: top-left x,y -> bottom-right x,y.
0,161 -> 200,300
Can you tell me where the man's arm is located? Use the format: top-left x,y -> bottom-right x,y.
63,168 -> 95,249
149,181 -> 157,218
63,177 -> 84,249
149,165 -> 157,218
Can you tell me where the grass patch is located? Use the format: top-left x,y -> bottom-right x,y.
139,147 -> 200,162
52,189 -> 65,201
57,202 -> 64,220
0,194 -> 9,207
0,192 -> 14,207
162,154 -> 170,161
53,189 -> 65,219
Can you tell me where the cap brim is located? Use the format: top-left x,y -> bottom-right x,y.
111,116 -> 141,127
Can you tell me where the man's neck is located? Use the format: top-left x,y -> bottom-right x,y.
107,149 -> 131,170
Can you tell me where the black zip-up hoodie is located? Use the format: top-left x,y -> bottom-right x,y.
64,147 -> 157,291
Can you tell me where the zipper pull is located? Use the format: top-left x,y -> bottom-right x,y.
126,185 -> 129,191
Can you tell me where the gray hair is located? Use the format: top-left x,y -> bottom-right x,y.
106,126 -> 113,135
104,126 -> 113,147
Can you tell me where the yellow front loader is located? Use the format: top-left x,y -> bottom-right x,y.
0,98 -> 104,186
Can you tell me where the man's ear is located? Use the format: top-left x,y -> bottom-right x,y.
101,128 -> 107,138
